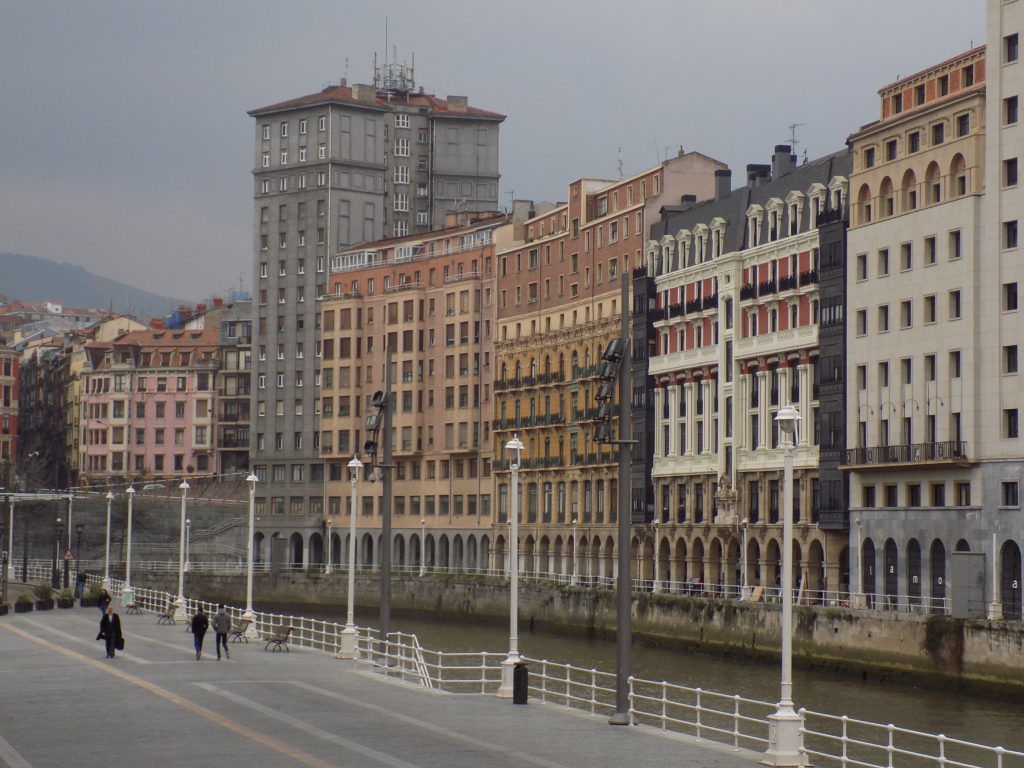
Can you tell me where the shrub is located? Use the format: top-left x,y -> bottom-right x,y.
58,589 -> 73,601
16,593 -> 32,605
85,582 -> 104,599
33,583 -> 53,601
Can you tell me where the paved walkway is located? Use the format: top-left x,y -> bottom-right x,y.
0,604 -> 763,768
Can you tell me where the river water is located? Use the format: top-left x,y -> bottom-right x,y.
269,601 -> 1024,751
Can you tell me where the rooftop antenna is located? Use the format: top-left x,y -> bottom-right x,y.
617,147 -> 623,178
787,122 -> 805,160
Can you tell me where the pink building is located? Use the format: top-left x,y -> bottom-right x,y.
80,329 -> 220,484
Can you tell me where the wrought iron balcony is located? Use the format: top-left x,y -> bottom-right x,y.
844,441 -> 969,467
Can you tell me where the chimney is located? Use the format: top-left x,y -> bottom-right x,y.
772,144 -> 796,178
746,164 -> 771,187
714,169 -> 732,200
352,84 -> 376,103
446,95 -> 468,113
680,194 -> 697,212
197,303 -> 207,313
212,297 -> 224,308
339,77 -> 347,87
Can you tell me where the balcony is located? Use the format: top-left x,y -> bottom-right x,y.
843,441 -> 970,470
218,437 -> 250,449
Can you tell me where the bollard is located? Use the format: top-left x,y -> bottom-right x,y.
513,661 -> 529,705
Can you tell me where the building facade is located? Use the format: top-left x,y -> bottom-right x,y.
215,301 -> 253,478
79,329 -> 220,486
643,147 -> 851,596
0,343 -> 18,489
492,151 -> 726,580
248,66 -> 504,540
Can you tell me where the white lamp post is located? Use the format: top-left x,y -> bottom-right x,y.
570,517 -> 579,586
123,487 -> 135,603
185,518 -> 192,572
988,532 -> 1003,620
497,434 -> 524,698
652,520 -> 662,594
242,473 -> 258,637
103,491 -> 114,590
419,517 -> 426,577
741,518 -> 750,600
853,517 -> 864,609
7,496 -> 14,582
339,456 -> 362,658
173,480 -> 190,620
765,404 -> 803,766
325,518 -> 333,575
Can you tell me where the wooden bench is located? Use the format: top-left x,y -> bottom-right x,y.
263,626 -> 293,652
229,619 -> 252,643
157,607 -> 176,624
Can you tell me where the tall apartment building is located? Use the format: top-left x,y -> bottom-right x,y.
643,147 -> 851,594
0,344 -> 18,488
492,152 -> 725,579
248,65 -> 504,538
846,46 -> 987,609
215,301 -> 252,478
79,329 -> 220,485
304,214 -> 504,570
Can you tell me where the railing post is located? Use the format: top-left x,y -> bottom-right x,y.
695,687 -> 702,739
733,694 -> 741,748
841,714 -> 849,767
886,723 -> 895,768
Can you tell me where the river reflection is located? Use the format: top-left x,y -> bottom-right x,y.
268,601 -> 1024,750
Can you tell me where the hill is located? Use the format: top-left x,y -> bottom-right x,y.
0,252 -> 188,319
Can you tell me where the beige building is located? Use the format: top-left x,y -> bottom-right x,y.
312,213 -> 505,572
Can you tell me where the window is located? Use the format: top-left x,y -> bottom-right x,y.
1005,408 -> 1019,438
878,304 -> 889,332
1008,33 -> 1020,63
878,248 -> 889,276
1005,158 -> 1019,187
856,309 -> 868,336
924,236 -> 936,265
949,230 -> 962,260
908,131 -> 921,153
925,354 -> 936,381
879,361 -> 889,386
299,118 -> 307,134
395,138 -> 410,157
856,253 -> 867,280
915,84 -> 926,105
963,64 -> 974,86
885,139 -> 897,161
939,75 -> 949,96
892,93 -> 903,114
1005,220 -> 1019,249
949,289 -> 961,319
931,122 -> 944,146
262,151 -> 270,168
318,115 -> 326,131
900,242 -> 912,271
900,299 -> 912,328
957,113 -> 970,137
1005,344 -> 1019,374
262,124 -> 270,141
864,147 -> 875,168
950,351 -> 961,378
1006,96 -> 1020,125
924,294 -> 936,323
1003,481 -> 1020,507
1004,282 -> 1019,311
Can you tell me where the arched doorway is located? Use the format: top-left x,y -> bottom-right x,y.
1001,540 -> 1022,620
438,535 -> 450,569
862,538 -> 876,608
930,539 -> 947,613
425,534 -> 437,569
883,538 -> 899,609
394,535 -> 406,569
467,536 -> 478,571
289,533 -> 304,569
807,539 -> 825,603
361,533 -> 375,566
480,535 -> 490,572
452,535 -> 463,570
493,535 -> 505,573
254,532 -> 266,565
907,539 -> 922,608
309,532 -> 324,566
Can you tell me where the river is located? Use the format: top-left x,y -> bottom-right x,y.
265,601 -> 1024,752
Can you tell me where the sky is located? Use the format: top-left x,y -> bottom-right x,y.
0,1 -> 987,302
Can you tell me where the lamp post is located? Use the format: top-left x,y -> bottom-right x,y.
123,487 -> 135,603
242,473 -> 258,636
497,434 -> 524,698
103,491 -> 114,589
570,517 -> 579,586
6,496 -> 13,583
339,456 -> 362,658
325,518 -> 333,575
741,519 -> 750,600
53,516 -> 63,589
185,518 -> 192,572
419,517 -> 426,577
652,520 -> 661,594
988,532 -> 1003,620
765,404 -> 803,766
173,480 -> 189,620
853,517 -> 863,609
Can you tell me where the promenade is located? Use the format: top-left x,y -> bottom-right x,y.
0,602 -> 761,768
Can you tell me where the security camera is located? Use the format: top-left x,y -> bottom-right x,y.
368,471 -> 380,483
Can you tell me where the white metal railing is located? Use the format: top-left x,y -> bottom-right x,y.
21,572 -> 1024,767
801,709 -> 1024,768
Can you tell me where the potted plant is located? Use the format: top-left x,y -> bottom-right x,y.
0,601 -> 10,616
34,583 -> 54,611
80,583 -> 102,608
57,588 -> 74,609
14,593 -> 33,614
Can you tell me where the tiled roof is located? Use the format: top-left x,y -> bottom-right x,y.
250,85 -> 504,119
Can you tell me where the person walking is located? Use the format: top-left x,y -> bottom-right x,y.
212,604 -> 231,660
97,589 -> 112,614
96,604 -> 123,659
190,606 -> 209,660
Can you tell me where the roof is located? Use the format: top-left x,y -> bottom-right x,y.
250,84 -> 505,120
112,329 -> 221,348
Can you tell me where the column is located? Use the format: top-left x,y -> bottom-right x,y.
758,369 -> 769,448
654,386 -> 665,458
702,379 -> 713,454
685,382 -> 696,456
798,361 -> 811,447
667,384 -> 680,457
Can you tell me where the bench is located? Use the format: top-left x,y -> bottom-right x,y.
157,608 -> 176,624
229,619 -> 252,643
263,626 -> 293,652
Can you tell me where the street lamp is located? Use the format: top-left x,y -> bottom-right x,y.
497,434 -> 524,698
325,518 -> 333,575
242,473 -> 258,637
53,516 -> 63,589
419,517 -> 426,577
185,518 -> 192,572
123,487 -> 135,603
741,519 -> 750,600
570,517 -> 579,587
652,519 -> 661,594
6,496 -> 13,582
339,456 -> 362,658
765,404 -> 803,766
103,491 -> 114,590
853,516 -> 863,609
173,480 -> 190,620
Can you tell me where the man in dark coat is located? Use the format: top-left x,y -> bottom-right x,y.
97,604 -> 123,658
211,604 -> 231,660
191,606 -> 209,660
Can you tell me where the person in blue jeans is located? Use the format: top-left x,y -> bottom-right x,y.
190,606 -> 209,660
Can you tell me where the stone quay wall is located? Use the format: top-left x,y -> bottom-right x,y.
140,570 -> 1024,695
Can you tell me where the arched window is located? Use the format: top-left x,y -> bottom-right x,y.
950,154 -> 967,197
925,161 -> 942,204
857,183 -> 872,224
879,177 -> 894,217
902,169 -> 918,210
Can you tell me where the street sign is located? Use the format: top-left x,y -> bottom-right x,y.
62,548 -> 75,561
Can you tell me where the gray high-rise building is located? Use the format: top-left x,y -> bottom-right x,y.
247,63 -> 504,553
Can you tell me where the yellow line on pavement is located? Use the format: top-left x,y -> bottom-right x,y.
0,622 -> 339,768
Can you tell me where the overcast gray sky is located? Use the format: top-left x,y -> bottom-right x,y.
0,1 -> 986,301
